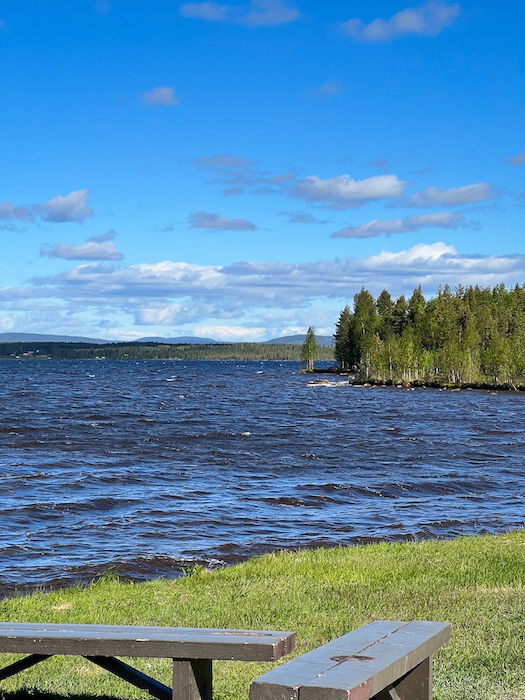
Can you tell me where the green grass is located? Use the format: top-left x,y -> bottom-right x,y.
2,532 -> 525,700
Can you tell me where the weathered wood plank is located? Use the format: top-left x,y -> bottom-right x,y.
0,624 -> 295,661
172,659 -> 212,700
249,621 -> 408,700
250,621 -> 450,700
299,622 -> 450,700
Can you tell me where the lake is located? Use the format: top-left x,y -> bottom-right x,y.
1,359 -> 524,597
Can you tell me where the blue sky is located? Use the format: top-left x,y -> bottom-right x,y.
0,0 -> 523,341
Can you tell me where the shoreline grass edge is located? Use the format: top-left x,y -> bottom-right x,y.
1,531 -> 525,700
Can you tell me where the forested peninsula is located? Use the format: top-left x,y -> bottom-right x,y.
334,283 -> 525,389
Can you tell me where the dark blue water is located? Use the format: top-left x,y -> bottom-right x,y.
1,359 -> 524,597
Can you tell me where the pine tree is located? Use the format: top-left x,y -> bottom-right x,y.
352,289 -> 378,378
334,306 -> 352,369
301,327 -> 317,371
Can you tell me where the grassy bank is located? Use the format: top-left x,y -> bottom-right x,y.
1,532 -> 525,700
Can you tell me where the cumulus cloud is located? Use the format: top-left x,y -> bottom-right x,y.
40,231 -> 124,261
507,150 -> 525,165
341,0 -> 459,41
37,189 -> 94,223
11,243 -> 525,338
28,243 -> 525,310
332,211 -> 468,238
0,202 -> 33,221
189,210 -> 258,231
180,0 -> 300,26
0,189 -> 94,224
194,325 -> 265,340
140,87 -> 179,106
291,174 -> 409,208
40,242 -> 123,261
399,182 -> 494,208
135,303 -> 202,326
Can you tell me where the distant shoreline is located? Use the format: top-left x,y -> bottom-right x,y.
0,340 -> 335,363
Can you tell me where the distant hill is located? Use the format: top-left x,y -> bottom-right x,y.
265,334 -> 334,346
0,332 -> 335,346
136,336 -> 223,344
0,332 -> 108,344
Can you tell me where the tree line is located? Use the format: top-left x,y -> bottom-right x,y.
0,341 -> 334,362
333,284 -> 525,388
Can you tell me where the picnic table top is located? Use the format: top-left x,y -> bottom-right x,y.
0,623 -> 296,661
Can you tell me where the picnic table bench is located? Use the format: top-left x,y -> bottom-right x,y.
0,623 -> 295,700
0,620 -> 450,700
251,620 -> 451,700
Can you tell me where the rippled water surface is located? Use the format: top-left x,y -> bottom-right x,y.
1,359 -> 524,596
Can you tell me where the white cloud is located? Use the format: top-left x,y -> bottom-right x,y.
36,189 -> 94,223
135,304 -> 196,326
0,190 -> 94,224
189,210 -> 258,231
507,150 -> 525,165
140,87 -> 180,106
27,243 -> 525,312
180,0 -> 299,26
400,182 -> 494,207
8,243 -> 525,337
194,325 -> 265,340
40,241 -> 124,261
0,202 -> 33,221
341,0 -> 460,41
291,174 -> 409,208
332,211 -> 467,238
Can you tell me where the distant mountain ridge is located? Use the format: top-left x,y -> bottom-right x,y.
136,336 -> 223,344
0,332 -> 108,344
0,332 -> 334,346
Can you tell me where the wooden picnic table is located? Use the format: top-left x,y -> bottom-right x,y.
0,619 -> 451,700
0,622 -> 296,700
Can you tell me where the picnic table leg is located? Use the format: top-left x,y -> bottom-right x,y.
374,657 -> 432,700
172,659 -> 212,700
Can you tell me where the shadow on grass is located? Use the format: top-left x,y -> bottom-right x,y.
0,693 -> 130,700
